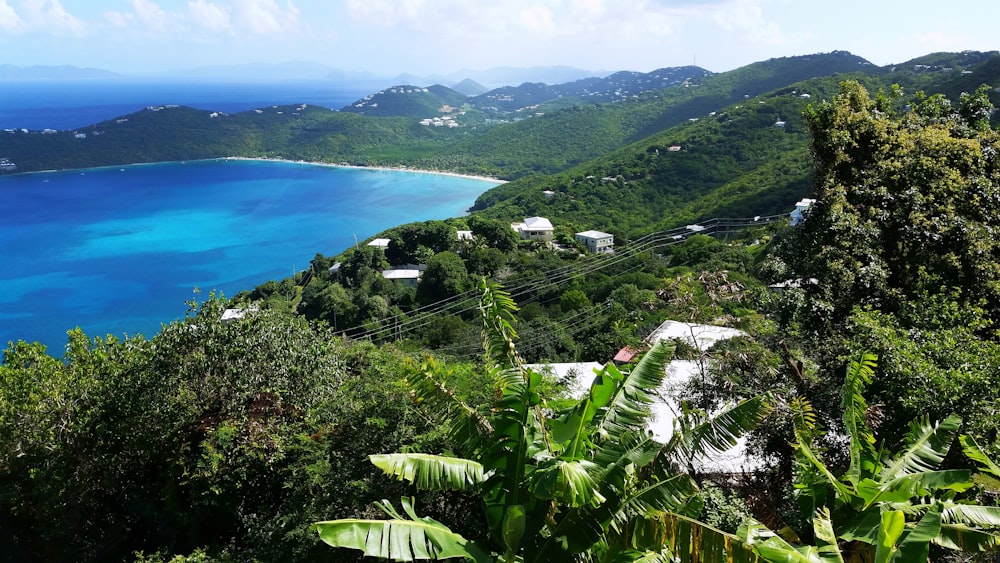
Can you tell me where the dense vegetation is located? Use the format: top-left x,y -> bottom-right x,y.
4,50 -> 1000,561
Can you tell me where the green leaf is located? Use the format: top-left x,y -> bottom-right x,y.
593,340 -> 675,442
873,510 -> 905,563
842,351 -> 878,486
370,453 -> 485,491
663,395 -> 771,467
960,435 -> 1000,490
531,458 -> 606,507
813,508 -> 846,563
880,415 -> 961,481
934,523 -> 1000,552
895,503 -> 943,562
313,502 -> 490,562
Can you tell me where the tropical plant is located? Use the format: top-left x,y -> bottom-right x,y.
313,279 -> 771,562
739,352 -> 1000,562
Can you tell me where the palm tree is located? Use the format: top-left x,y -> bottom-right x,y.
313,280 -> 770,562
739,352 -> 1000,562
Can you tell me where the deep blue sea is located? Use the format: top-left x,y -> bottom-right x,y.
0,80 -> 372,130
0,159 -> 498,353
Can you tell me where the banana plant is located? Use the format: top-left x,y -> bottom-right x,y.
313,280 -> 770,562
739,352 -> 1000,562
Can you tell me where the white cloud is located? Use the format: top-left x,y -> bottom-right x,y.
0,0 -> 25,32
19,0 -> 86,35
104,10 -> 132,28
710,0 -> 800,46
189,0 -> 231,31
233,0 -> 300,34
130,0 -> 170,31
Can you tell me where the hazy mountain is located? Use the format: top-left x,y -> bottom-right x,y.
0,65 -> 122,80
451,78 -> 488,96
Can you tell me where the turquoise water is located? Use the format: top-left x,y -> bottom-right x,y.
0,159 -> 498,353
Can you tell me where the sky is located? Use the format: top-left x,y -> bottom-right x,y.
1,0 -> 998,77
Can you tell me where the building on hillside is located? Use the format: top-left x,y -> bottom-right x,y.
575,230 -> 614,254
221,307 -> 258,322
367,238 -> 391,250
612,346 -> 639,364
790,198 -> 816,226
381,265 -> 425,288
511,216 -> 554,242
456,230 -> 473,241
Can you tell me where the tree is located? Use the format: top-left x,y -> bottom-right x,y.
418,251 -> 471,304
783,81 -> 1000,327
468,215 -> 519,252
313,280 -> 771,562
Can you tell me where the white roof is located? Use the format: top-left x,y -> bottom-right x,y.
645,320 -> 744,351
221,307 -> 257,321
576,230 -> 613,239
523,216 -> 553,230
367,238 -> 391,248
382,269 -> 421,280
457,230 -> 473,240
552,322 -> 760,474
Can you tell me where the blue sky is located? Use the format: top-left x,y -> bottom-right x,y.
1,0 -> 998,76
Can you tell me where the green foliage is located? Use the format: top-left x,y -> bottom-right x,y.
0,297 -> 446,562
314,280 -> 770,562
740,353 -> 1000,563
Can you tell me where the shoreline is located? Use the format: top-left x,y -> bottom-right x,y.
218,156 -> 507,184
2,157 -> 506,185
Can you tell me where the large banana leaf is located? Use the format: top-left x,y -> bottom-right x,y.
370,453 -> 485,491
662,395 -> 771,469
405,357 -> 493,456
312,498 -> 490,562
960,435 -> 1000,492
842,351 -> 878,486
592,340 -> 675,442
880,414 -> 961,480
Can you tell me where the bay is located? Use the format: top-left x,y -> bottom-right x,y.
0,159 -> 499,352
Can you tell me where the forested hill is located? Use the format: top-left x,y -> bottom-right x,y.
2,50 -> 999,228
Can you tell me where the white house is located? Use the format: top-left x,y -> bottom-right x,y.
381,268 -> 422,288
367,238 -> 391,250
790,198 -> 816,226
511,216 -> 554,242
221,307 -> 258,322
539,321 -> 760,474
456,230 -> 474,241
575,230 -> 614,254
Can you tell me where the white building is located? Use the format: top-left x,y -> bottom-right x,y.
575,230 -> 614,254
790,198 -> 816,226
367,238 -> 391,250
511,217 -> 554,242
381,268 -> 422,288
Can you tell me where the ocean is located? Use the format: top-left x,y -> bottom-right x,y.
0,159 -> 499,353
0,79 -> 373,130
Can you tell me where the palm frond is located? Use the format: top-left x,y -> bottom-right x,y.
842,351 -> 878,485
530,458 -> 606,508
313,498 -> 490,562
370,453 -> 485,492
934,524 -> 1000,552
662,395 -> 771,468
478,279 -> 522,369
959,435 -> 1000,491
593,340 -> 675,441
405,357 -> 492,455
880,415 -> 961,481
